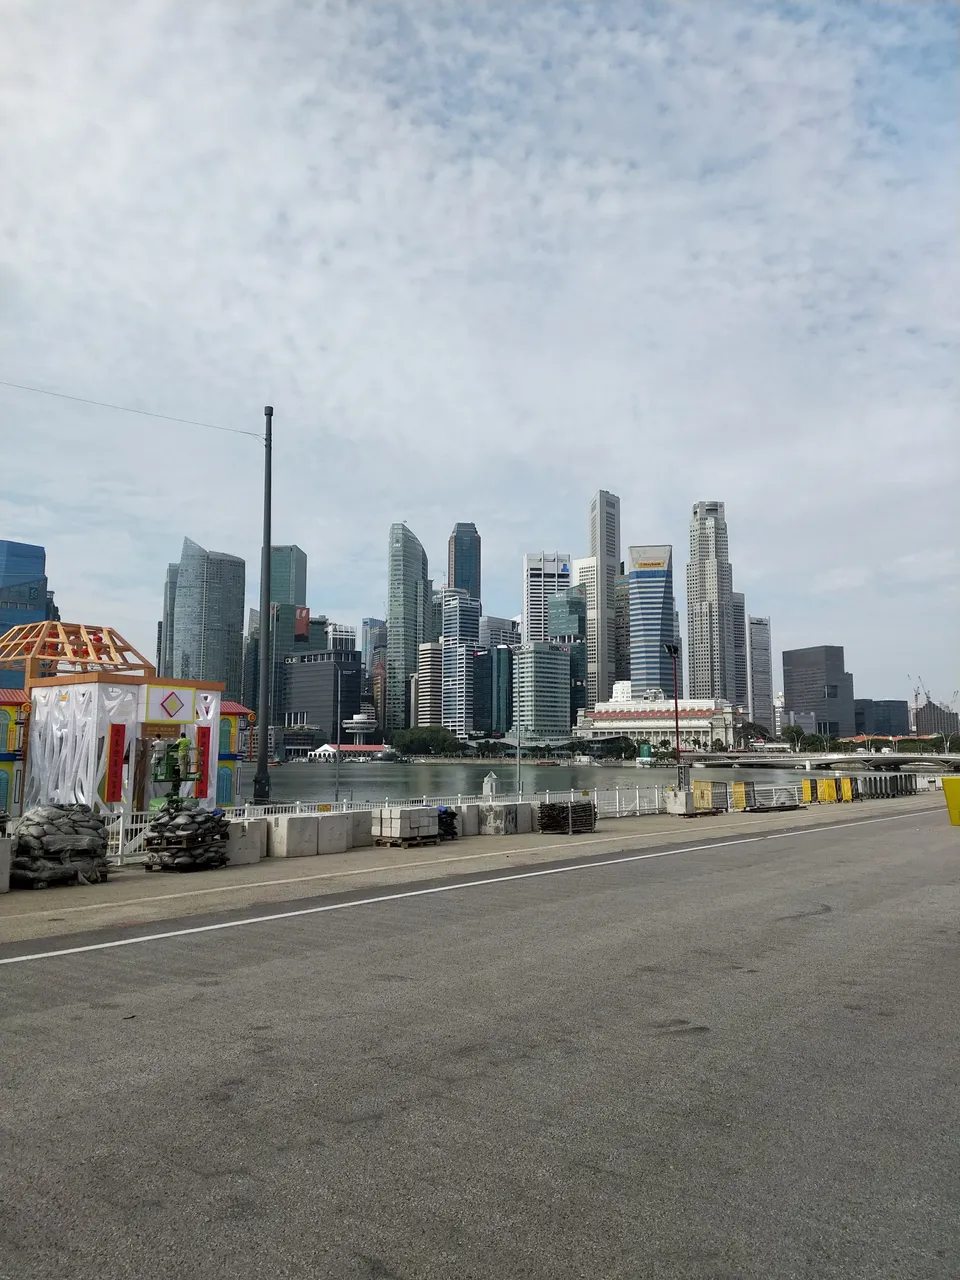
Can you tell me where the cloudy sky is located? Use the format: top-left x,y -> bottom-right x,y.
2,0 -> 957,703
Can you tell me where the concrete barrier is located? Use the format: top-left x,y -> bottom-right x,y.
351,810 -> 375,848
456,804 -> 479,837
267,813 -> 319,858
479,803 -> 518,836
0,836 -> 11,893
317,813 -> 352,855
226,818 -> 268,866
515,802 -> 533,835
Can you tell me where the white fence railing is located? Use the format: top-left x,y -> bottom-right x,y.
104,773 -> 937,863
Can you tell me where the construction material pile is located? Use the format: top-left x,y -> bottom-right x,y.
143,805 -> 230,872
537,800 -> 597,835
437,806 -> 458,842
9,804 -> 110,889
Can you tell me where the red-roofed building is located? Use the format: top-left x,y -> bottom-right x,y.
576,696 -> 738,750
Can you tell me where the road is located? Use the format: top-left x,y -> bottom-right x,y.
1,806 -> 958,1279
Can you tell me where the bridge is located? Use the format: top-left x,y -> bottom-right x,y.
690,750 -> 960,771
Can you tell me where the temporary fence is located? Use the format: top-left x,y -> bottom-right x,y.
104,773 -> 935,864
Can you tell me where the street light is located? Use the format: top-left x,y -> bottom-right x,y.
253,406 -> 274,802
334,663 -> 342,804
663,641 -> 683,790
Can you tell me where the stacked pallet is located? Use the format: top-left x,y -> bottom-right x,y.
537,801 -> 596,835
437,807 -> 458,842
143,806 -> 230,872
372,807 -> 440,848
8,804 -> 110,889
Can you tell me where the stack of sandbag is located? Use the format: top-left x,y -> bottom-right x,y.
143,805 -> 230,872
9,804 -> 110,889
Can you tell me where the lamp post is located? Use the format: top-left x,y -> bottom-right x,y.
515,720 -> 522,797
663,641 -> 683,790
253,406 -> 273,802
334,662 -> 343,804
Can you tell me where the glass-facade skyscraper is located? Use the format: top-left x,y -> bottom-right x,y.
386,523 -> 431,733
627,545 -> 679,699
169,537 -> 245,701
270,545 -> 307,608
686,501 -> 736,700
447,523 -> 481,604
0,540 -> 59,689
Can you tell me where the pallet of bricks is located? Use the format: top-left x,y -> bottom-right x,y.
537,800 -> 596,835
372,806 -> 440,849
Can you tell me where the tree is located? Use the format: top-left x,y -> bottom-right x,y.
736,721 -> 769,748
781,725 -> 805,750
711,738 -> 726,752
390,726 -> 464,756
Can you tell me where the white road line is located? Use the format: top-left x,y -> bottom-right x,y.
0,807 -> 936,966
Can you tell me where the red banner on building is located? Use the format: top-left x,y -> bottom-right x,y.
194,724 -> 211,799
294,606 -> 310,639
105,723 -> 125,803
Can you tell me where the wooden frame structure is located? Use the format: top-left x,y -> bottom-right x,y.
0,621 -> 155,686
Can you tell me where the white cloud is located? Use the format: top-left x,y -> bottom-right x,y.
0,0 -> 956,702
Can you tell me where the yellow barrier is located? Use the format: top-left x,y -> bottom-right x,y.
732,782 -> 747,810
944,777 -> 960,827
841,777 -> 854,802
693,780 -> 713,811
817,778 -> 839,803
802,778 -> 816,803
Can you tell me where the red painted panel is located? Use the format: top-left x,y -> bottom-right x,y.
194,724 -> 211,799
105,724 -> 125,803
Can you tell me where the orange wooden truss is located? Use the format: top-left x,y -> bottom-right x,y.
0,621 -> 156,685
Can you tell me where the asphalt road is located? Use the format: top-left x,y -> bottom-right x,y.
1,806 -> 958,1279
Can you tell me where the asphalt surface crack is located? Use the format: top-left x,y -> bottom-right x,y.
776,902 -> 832,922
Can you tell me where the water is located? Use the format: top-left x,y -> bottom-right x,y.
240,759 -> 812,806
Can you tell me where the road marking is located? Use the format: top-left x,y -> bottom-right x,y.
0,807 -> 938,966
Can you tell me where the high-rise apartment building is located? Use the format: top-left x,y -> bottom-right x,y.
782,645 -> 855,738
386,523 -> 431,733
0,540 -> 60,689
915,700 -> 959,737
513,643 -> 571,744
447,523 -> 481,604
626,546 -> 679,699
686,501 -> 736,700
746,616 -> 774,732
732,592 -> 748,709
588,489 -> 620,704
416,643 -> 443,727
168,537 -> 245,701
479,616 -> 520,648
442,643 -> 476,738
269,545 -> 307,608
522,553 -> 571,644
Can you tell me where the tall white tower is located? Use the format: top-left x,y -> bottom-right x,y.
522,553 -> 571,644
587,489 -> 620,705
686,501 -> 736,700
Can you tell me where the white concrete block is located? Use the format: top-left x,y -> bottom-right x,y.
456,804 -> 479,837
352,810 -> 375,847
515,802 -> 532,835
479,803 -> 518,836
317,812 -> 352,855
226,818 -> 267,866
0,836 -> 11,894
267,813 -> 319,858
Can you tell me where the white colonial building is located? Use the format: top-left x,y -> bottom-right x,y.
574,688 -> 739,750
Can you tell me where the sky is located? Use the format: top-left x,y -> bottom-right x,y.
1,0 -> 957,705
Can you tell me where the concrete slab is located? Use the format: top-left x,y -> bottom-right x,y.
351,810 -> 375,848
225,819 -> 267,866
0,837 -> 11,894
317,813 -> 352,855
267,814 -> 319,859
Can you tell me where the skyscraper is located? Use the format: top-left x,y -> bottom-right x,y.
513,643 -> 571,744
746,616 -> 774,732
626,546 -> 680,699
441,589 -> 480,645
270,545 -> 307,608
588,490 -> 620,703
447,522 -> 481,604
571,557 -> 598,706
386,523 -> 430,733
732,592 -> 748,709
782,645 -> 855,738
416,643 -> 443,727
686,501 -> 736,700
169,537 -> 245,701
361,618 -> 387,674
479,615 -> 520,648
159,562 -> 179,677
0,540 -> 59,689
548,585 -> 587,726
522,553 -> 571,643
614,564 -> 631,682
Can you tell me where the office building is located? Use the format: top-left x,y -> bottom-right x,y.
782,645 -> 855,739
522,553 -> 571,644
513,643 -> 571,745
386,523 -> 431,733
158,562 -> 179,677
572,556 -> 599,706
732,592 -> 748,709
370,648 -> 387,730
282,649 -> 361,742
614,565 -> 630,682
270,545 -> 307,608
588,489 -> 621,703
686,501 -> 736,700
746,616 -> 774,733
673,610 -> 684,698
576,695 -> 738,751
442,642 -> 476,738
0,540 -> 60,689
168,537 -> 245,701
441,589 -> 480,645
447,522 -> 481,604
479,615 -> 520,648
361,618 -> 387,673
548,585 -> 587,726
854,699 -> 910,738
329,623 -> 357,651
915,699 -> 959,738
473,645 -> 514,737
416,643 -> 443,727
626,546 -> 679,700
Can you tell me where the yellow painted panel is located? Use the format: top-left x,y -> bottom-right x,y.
841,777 -> 854,802
943,777 -> 960,827
732,782 -> 747,810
